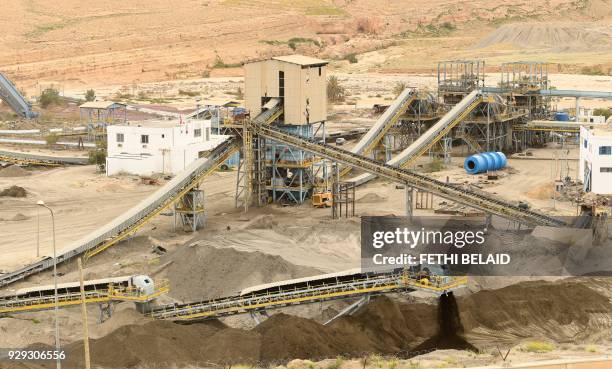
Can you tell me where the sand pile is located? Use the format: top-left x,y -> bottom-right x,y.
0,165 -> 30,177
0,185 -> 27,197
459,280 -> 612,342
164,245 -> 320,302
475,23 -> 612,51
357,192 -> 388,203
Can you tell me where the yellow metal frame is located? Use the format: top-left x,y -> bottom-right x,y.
154,275 -> 467,321
0,155 -> 61,167
0,280 -> 169,315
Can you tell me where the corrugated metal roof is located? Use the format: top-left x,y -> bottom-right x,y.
272,54 -> 328,66
79,101 -> 125,109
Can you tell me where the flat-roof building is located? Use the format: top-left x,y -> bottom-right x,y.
106,119 -> 227,176
579,125 -> 612,195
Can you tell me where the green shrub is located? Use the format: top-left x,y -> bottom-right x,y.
85,89 -> 96,102
346,53 -> 358,64
393,82 -> 407,97
593,108 -> 611,119
213,55 -> 241,69
45,133 -> 58,146
327,75 -> 345,103
522,341 -> 555,353
39,88 -> 61,108
88,149 -> 107,171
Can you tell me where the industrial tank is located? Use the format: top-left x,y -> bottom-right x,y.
554,112 -> 570,121
464,152 -> 507,174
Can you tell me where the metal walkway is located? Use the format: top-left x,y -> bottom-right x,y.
0,150 -> 89,166
348,90 -> 484,186
0,72 -> 38,119
148,269 -> 467,322
251,117 -> 565,227
0,276 -> 168,316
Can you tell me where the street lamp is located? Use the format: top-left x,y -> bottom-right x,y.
37,200 -> 61,369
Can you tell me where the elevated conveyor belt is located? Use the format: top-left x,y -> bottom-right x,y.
348,90 -> 484,186
0,275 -> 168,315
148,269 -> 467,322
0,73 -> 38,119
0,138 -> 241,288
251,118 -> 565,227
338,88 -> 417,177
0,150 -> 89,166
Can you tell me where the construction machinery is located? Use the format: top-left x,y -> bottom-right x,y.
312,191 -> 332,208
0,72 -> 38,119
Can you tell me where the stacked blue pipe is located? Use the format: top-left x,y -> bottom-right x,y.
464,152 -> 507,174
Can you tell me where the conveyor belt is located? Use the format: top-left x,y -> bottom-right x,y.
348,90 -> 484,186
251,119 -> 565,227
339,88 -> 416,177
0,276 -> 168,315
0,72 -> 38,119
0,150 -> 89,166
148,269 -> 467,322
0,138 -> 241,288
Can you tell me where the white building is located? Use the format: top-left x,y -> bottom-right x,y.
579,125 -> 612,195
106,119 -> 227,176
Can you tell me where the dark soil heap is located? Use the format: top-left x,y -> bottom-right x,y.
0,185 -> 27,197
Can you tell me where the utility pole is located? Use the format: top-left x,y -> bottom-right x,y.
78,258 -> 91,369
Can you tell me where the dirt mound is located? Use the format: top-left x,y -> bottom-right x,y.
9,213 -> 28,221
357,192 -> 388,203
526,183 -> 554,200
242,214 -> 279,230
255,313 -> 370,361
0,165 -> 30,177
164,245 -> 320,302
31,279 -> 612,368
459,280 -> 612,341
0,185 -> 27,197
475,23 -> 612,51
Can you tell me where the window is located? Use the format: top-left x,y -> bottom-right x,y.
206,127 -> 210,141
318,67 -> 322,76
141,135 -> 149,144
161,134 -> 165,139
194,128 -> 202,138
584,139 -> 588,148
116,133 -> 124,143
279,71 -> 285,98
599,146 -> 611,155
601,167 -> 612,173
